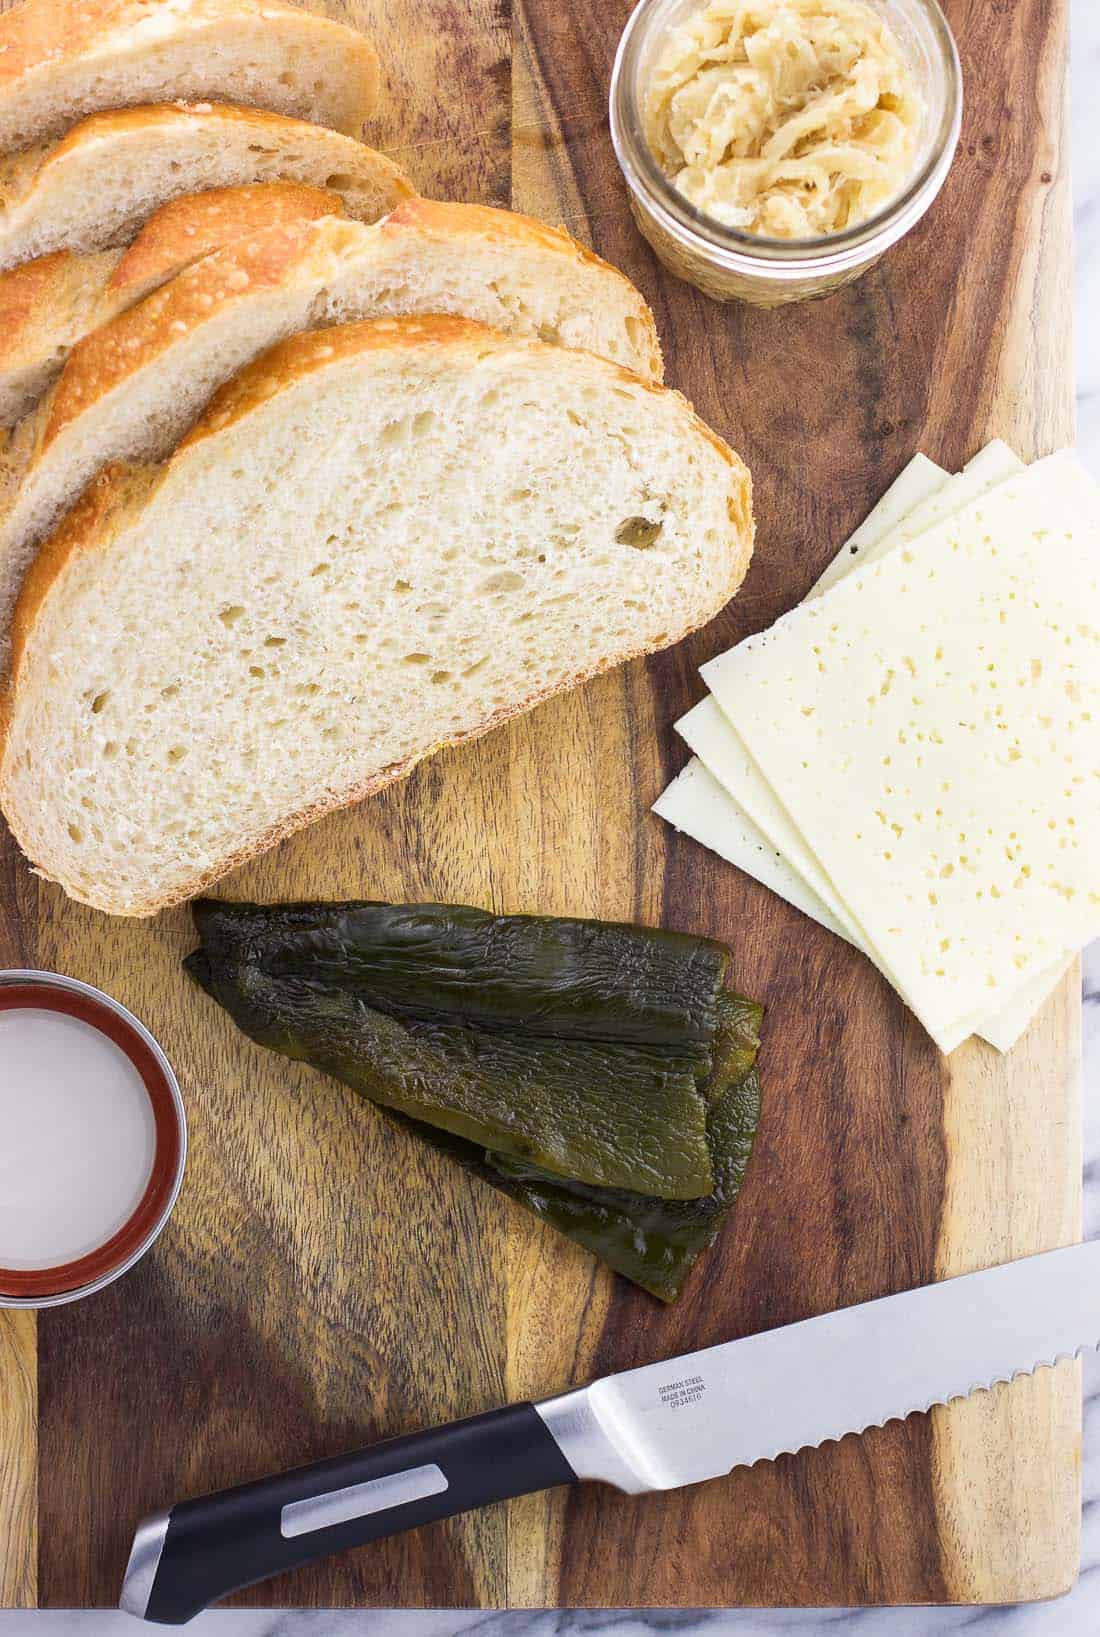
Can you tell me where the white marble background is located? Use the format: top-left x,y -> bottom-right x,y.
5,4 -> 1100,1633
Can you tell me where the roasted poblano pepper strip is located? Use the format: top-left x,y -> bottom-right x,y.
186,900 -> 763,1294
484,993 -> 762,1300
394,994 -> 762,1303
189,899 -> 729,1064
185,956 -> 715,1198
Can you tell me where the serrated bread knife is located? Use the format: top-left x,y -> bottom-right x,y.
120,1242 -> 1098,1623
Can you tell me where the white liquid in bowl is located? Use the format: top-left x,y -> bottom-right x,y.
0,1007 -> 156,1270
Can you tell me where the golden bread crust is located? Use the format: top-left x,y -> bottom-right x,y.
42,218 -> 328,444
108,180 -> 344,300
43,199 -> 664,451
0,0 -> 379,138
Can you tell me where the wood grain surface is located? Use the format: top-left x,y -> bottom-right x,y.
0,0 -> 1080,1610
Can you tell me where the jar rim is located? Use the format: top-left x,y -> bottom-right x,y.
609,0 -> 964,279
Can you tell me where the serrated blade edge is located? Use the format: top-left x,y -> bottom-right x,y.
741,1339 -> 1096,1471
538,1243 -> 1098,1494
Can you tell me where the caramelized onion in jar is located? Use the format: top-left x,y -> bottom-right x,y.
644,0 -> 923,239
610,0 -> 961,305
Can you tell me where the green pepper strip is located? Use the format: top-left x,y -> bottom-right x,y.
186,955 -> 715,1198
190,898 -> 729,1064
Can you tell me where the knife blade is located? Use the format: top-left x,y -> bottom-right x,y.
120,1242 -> 1098,1624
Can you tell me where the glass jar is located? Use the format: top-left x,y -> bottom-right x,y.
609,0 -> 963,308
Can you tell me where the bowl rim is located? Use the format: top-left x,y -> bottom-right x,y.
0,968 -> 187,1309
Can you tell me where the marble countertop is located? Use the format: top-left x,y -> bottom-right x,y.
5,5 -> 1099,1634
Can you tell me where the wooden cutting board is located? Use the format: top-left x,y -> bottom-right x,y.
0,0 -> 1081,1610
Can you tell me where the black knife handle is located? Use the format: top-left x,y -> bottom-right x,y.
122,1402 -> 577,1624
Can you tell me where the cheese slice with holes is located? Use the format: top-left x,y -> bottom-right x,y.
686,442 -> 1026,949
810,441 -> 1021,597
660,443 -> 1072,1050
809,452 -> 947,599
666,440 -> 1060,1050
654,756 -> 966,1051
701,449 -> 1100,1041
655,756 -> 1071,1052
654,757 -> 858,945
679,694 -> 856,927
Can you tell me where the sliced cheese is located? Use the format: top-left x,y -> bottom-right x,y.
809,441 -> 1021,598
678,694 -> 855,927
690,443 -> 1027,939
675,442 -> 1039,1046
654,757 -> 858,945
701,449 -> 1100,1041
655,755 -> 971,1052
978,958 -> 1075,1051
661,750 -> 1071,1052
660,441 -> 1072,1050
809,452 -> 946,598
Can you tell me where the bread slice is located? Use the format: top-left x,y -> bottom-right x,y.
0,316 -> 752,916
0,181 -> 346,426
0,0 -> 379,151
0,101 -> 413,271
0,199 -> 663,658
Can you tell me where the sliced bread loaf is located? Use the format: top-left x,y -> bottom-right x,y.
0,101 -> 413,271
0,316 -> 753,916
0,181 -> 346,426
0,199 -> 662,658
0,0 -> 379,150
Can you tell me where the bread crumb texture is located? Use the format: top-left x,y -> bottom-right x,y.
2,320 -> 751,915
